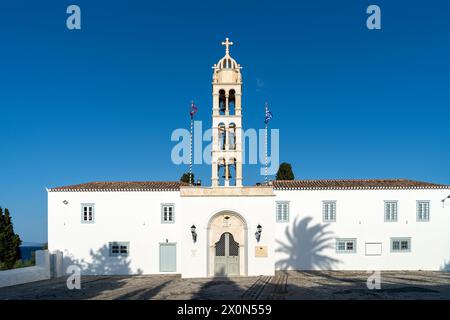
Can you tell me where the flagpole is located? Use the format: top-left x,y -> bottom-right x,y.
265,103 -> 268,185
189,101 -> 194,186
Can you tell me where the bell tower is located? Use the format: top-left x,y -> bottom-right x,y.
211,38 -> 243,187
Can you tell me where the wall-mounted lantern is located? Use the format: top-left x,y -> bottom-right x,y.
442,195 -> 450,207
191,225 -> 197,243
255,224 -> 262,242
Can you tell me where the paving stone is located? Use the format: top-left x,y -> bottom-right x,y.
0,271 -> 448,300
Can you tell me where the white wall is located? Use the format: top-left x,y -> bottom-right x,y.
48,190 -> 276,278
274,189 -> 450,271
48,191 -> 182,275
48,188 -> 450,277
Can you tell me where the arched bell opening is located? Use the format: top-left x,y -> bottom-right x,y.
218,123 -> 226,151
228,158 -> 237,186
219,90 -> 226,115
217,158 -> 226,187
228,89 -> 236,115
228,123 -> 236,150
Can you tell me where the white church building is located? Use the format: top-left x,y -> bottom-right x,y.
48,39 -> 450,278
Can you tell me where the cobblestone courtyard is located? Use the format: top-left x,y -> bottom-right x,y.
0,271 -> 449,300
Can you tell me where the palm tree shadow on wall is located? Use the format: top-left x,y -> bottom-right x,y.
276,217 -> 341,270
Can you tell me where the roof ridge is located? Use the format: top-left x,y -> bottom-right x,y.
275,178 -> 408,182
49,181 -> 188,192
75,180 -> 183,183
272,178 -> 450,190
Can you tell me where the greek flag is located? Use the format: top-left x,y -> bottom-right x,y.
189,101 -> 198,119
264,103 -> 273,124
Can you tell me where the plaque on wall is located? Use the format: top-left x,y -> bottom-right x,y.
255,246 -> 268,257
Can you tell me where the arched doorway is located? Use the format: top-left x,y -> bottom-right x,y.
207,211 -> 247,277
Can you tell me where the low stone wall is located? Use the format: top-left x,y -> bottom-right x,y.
0,250 -> 56,288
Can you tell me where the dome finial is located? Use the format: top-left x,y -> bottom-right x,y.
221,37 -> 233,55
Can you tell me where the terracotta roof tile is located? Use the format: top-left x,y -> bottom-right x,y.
272,179 -> 450,190
49,179 -> 450,192
49,181 -> 188,192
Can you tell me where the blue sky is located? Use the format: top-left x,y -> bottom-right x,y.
0,0 -> 449,243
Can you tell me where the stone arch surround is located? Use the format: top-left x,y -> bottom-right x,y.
207,210 -> 248,276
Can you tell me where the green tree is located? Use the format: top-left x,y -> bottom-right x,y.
0,207 -> 22,270
0,208 -> 5,267
276,162 -> 295,180
180,172 -> 195,184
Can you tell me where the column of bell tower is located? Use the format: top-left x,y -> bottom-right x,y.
211,38 -> 243,187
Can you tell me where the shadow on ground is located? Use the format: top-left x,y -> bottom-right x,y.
191,276 -> 246,300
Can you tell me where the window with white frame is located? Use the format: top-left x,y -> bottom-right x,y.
417,201 -> 430,222
336,239 -> 357,253
391,238 -> 411,252
384,201 -> 398,222
161,204 -> 175,223
81,204 -> 94,223
276,202 -> 289,222
109,242 -> 129,257
323,201 -> 336,222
